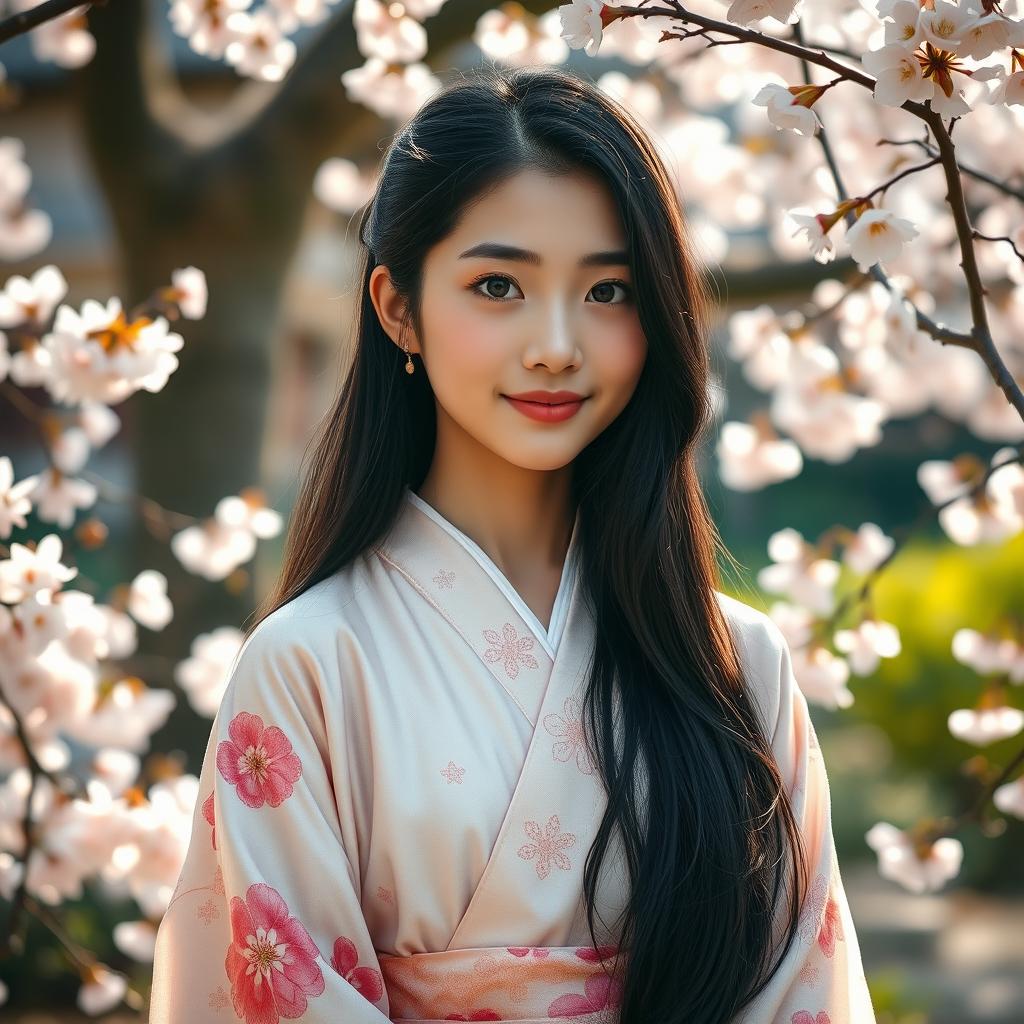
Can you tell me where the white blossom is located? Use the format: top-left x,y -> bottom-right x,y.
0,534 -> 77,602
845,208 -> 919,272
751,82 -> 820,137
834,618 -> 902,675
0,456 -> 39,539
843,522 -> 895,575
174,626 -> 246,717
757,527 -> 840,615
947,704 -> 1024,746
128,570 -> 174,631
865,821 -> 963,893
559,0 -> 607,58
792,643 -> 854,709
716,420 -> 803,490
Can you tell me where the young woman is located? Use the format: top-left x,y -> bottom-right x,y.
150,66 -> 876,1024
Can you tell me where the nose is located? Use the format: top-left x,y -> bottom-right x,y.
523,307 -> 582,372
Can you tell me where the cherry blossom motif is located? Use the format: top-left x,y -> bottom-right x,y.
798,960 -> 820,986
440,760 -> 466,784
225,882 -> 324,1024
329,935 -> 385,1006
798,873 -> 829,944
433,568 -> 456,590
216,711 -> 303,809
202,790 -> 217,848
506,946 -> 550,958
543,694 -> 595,775
482,622 -> 539,679
575,945 -> 619,962
817,893 -> 844,957
547,971 -> 623,1017
197,897 -> 220,924
516,814 -> 576,880
791,1012 -> 831,1024
208,986 -> 230,1010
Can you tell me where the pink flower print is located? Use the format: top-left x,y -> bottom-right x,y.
208,986 -> 230,1010
330,935 -> 385,1006
798,873 -> 829,945
202,790 -> 217,849
433,568 -> 456,590
224,882 -> 324,1024
197,897 -> 220,924
798,960 -> 820,986
506,947 -> 550,958
543,695 -> 595,775
548,972 -> 623,1017
483,623 -> 539,679
516,814 -> 576,880
575,945 -> 618,963
217,711 -> 302,809
791,1013 -> 831,1024
440,760 -> 466,784
817,894 -> 844,957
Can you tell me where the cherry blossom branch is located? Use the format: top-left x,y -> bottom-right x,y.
23,895 -> 144,1011
817,450 -> 1023,636
0,0 -> 107,45
877,134 -> 1024,204
861,156 -> 942,203
626,1 -> 929,112
778,18 -> 1024,420
973,230 -> 1024,266
918,738 -> 1024,850
922,108 -> 1024,421
0,687 -> 86,960
624,5 -> 1024,419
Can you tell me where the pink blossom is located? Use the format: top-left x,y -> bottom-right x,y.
547,971 -> 623,1017
329,935 -> 384,1005
225,882 -> 324,1024
202,790 -> 216,849
216,711 -> 302,808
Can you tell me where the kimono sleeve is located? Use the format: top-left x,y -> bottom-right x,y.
149,620 -> 392,1024
733,617 -> 877,1024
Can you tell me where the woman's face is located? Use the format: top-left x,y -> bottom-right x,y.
370,167 -> 648,473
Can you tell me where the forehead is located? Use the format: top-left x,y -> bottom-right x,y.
437,167 -> 627,260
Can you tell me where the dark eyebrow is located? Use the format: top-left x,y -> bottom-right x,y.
457,242 -> 630,268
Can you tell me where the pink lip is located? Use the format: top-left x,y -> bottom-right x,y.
504,390 -> 585,403
503,395 -> 586,423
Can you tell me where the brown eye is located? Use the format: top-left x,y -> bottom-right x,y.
470,274 -> 522,302
589,281 -> 632,304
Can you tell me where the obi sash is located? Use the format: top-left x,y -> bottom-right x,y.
378,943 -> 624,1023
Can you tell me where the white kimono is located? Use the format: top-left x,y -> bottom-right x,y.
149,487 -> 876,1024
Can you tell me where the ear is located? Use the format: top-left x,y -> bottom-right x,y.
368,265 -> 421,356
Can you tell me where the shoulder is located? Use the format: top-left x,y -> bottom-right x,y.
224,559 -> 379,706
713,589 -> 789,741
714,589 -> 786,656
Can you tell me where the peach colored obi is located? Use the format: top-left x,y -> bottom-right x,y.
378,944 -> 623,1023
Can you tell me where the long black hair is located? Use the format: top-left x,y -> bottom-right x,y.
249,64 -> 808,1024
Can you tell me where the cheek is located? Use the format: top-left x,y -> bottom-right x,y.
422,301 -> 503,387
593,317 -> 648,391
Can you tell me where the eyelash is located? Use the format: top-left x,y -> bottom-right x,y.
468,273 -> 633,306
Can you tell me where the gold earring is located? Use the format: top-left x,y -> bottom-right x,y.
402,339 -> 415,375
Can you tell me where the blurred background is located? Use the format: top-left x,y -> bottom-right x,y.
1,0 -> 1023,1020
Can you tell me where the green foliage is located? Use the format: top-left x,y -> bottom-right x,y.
726,531 -> 1024,889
